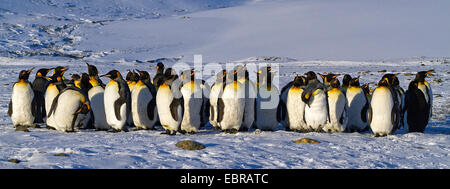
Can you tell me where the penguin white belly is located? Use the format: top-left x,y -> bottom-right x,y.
132,84 -> 157,130
180,82 -> 203,132
346,88 -> 367,131
11,83 -> 34,126
88,86 -> 109,130
156,86 -> 181,131
286,87 -> 306,131
304,89 -> 328,131
209,84 -> 222,128
323,89 -> 347,132
255,87 -> 280,131
370,87 -> 394,136
53,90 -> 83,132
240,80 -> 257,129
45,84 -> 59,127
280,85 -> 292,128
219,84 -> 245,130
104,81 -> 127,130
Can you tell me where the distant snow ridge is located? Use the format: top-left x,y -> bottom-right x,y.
0,0 -> 247,59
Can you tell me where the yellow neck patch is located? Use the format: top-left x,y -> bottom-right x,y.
89,78 -> 99,87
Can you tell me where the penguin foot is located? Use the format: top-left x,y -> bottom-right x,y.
179,130 -> 187,135
223,129 -> 238,134
108,129 -> 122,133
188,131 -> 196,135
160,130 -> 170,135
239,127 -> 249,132
46,125 -> 56,130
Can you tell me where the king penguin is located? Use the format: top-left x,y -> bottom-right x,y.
125,70 -> 139,127
86,63 -> 109,131
9,68 -> 36,127
279,76 -> 295,129
403,79 -> 430,133
346,77 -> 369,132
156,68 -> 183,135
381,73 -> 404,128
153,62 -> 165,89
235,65 -> 256,131
101,70 -> 131,132
301,71 -> 329,132
285,75 -> 307,132
413,71 -> 433,122
218,69 -> 245,133
131,70 -> 158,130
368,77 -> 400,136
48,73 -> 92,132
255,66 -> 281,131
45,66 -> 68,129
319,73 -> 340,90
179,69 -> 203,134
32,68 -> 53,123
209,70 -> 227,130
322,78 -> 348,132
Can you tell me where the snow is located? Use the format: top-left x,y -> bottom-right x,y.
0,0 -> 449,169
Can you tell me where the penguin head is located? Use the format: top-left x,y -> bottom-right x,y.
215,70 -> 227,84
53,66 -> 68,77
80,73 -> 93,91
349,77 -> 360,87
125,70 -> 133,82
130,70 -> 140,82
415,71 -> 431,83
18,68 -> 34,81
70,74 -> 81,88
36,68 -> 53,77
76,101 -> 91,115
342,74 -> 352,87
408,79 -> 420,91
319,73 -> 340,84
378,77 -> 390,87
180,69 -> 195,83
329,78 -> 341,88
362,83 -> 371,95
381,73 -> 400,87
86,63 -> 99,77
136,70 -> 151,81
305,71 -> 317,82
293,75 -> 307,87
101,70 -> 122,80
156,62 -> 165,73
163,68 -> 178,82
234,65 -> 248,81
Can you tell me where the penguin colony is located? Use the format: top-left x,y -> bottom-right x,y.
8,63 -> 434,137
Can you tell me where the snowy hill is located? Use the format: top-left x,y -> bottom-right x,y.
0,0 -> 449,169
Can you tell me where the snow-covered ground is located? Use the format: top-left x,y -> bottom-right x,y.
0,0 -> 449,169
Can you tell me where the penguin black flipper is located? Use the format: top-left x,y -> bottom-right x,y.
217,97 -> 225,123
31,95 -> 36,117
210,105 -> 215,123
170,97 -> 183,122
48,92 -> 62,118
114,97 -> 127,121
368,105 -> 373,126
361,96 -> 369,123
8,99 -> 12,117
276,100 -> 282,123
147,98 -> 156,121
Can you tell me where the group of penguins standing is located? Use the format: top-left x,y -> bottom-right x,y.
8,62 -> 433,137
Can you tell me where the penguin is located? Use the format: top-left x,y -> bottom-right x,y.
279,77 -> 296,129
414,71 -> 433,121
156,68 -> 183,135
341,74 -> 352,94
368,77 -> 400,136
218,69 -> 245,133
153,62 -> 165,89
131,70 -> 158,130
235,65 -> 256,131
178,69 -> 203,134
9,68 -> 36,127
346,77 -> 369,132
255,67 -> 280,131
285,76 -> 307,132
209,70 -> 227,130
199,78 -> 211,129
68,74 -> 81,88
319,73 -> 340,89
87,64 -> 109,131
101,70 -> 131,132
403,79 -> 430,133
32,68 -> 53,123
381,74 -> 404,128
301,71 -> 329,132
125,70 -> 139,127
48,73 -> 92,132
45,66 -> 68,129
322,78 -> 348,132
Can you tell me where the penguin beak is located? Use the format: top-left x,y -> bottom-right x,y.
27,68 -> 35,74
100,74 -> 111,78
